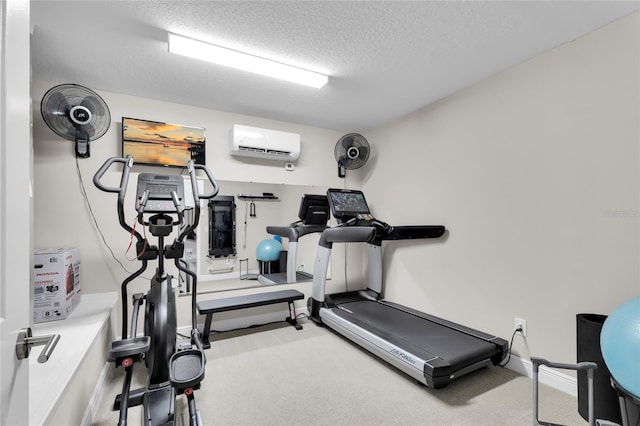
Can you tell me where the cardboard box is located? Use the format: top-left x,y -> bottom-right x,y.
33,247 -> 81,323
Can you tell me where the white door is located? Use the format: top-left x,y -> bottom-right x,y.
0,0 -> 31,424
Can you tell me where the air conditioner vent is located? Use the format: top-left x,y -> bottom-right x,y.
266,149 -> 292,156
238,146 -> 267,153
230,125 -> 300,161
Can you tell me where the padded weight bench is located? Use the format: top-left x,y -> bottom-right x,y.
197,289 -> 304,349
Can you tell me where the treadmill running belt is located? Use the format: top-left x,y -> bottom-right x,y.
332,299 -> 499,368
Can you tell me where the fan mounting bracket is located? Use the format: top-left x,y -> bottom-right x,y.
76,138 -> 90,158
338,163 -> 346,178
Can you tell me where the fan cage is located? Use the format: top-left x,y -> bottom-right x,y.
334,133 -> 370,170
41,84 -> 111,142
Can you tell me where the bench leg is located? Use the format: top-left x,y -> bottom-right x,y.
202,314 -> 213,349
286,301 -> 303,330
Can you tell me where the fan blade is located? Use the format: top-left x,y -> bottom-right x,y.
341,135 -> 355,150
80,96 -> 105,116
356,144 -> 369,161
67,124 -> 92,141
338,156 -> 353,168
65,126 -> 76,139
46,90 -> 71,114
82,123 -> 96,139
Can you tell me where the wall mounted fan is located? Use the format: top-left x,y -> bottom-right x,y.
334,133 -> 370,178
40,84 -> 111,158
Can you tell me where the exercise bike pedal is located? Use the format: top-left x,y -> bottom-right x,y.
107,336 -> 151,363
169,349 -> 205,390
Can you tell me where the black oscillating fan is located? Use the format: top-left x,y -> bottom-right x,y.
334,133 -> 370,178
40,84 -> 111,158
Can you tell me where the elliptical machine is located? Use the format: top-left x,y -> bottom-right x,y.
94,156 -> 219,426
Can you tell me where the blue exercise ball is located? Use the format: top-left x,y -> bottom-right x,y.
600,296 -> 640,398
256,238 -> 282,261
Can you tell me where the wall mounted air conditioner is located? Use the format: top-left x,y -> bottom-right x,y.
230,124 -> 300,162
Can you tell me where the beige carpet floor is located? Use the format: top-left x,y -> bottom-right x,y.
92,319 -> 584,425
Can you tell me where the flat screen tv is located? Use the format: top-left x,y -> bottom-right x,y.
122,117 -> 206,167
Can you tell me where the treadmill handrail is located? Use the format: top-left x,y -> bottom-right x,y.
319,226 -> 376,247
267,223 -> 328,242
383,225 -> 446,240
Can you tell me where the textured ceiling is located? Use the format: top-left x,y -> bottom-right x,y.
31,1 -> 640,132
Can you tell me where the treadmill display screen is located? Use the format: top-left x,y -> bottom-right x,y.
327,189 -> 370,219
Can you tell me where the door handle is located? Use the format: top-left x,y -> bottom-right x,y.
15,327 -> 60,363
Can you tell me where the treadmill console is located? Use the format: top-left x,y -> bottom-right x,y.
298,194 -> 330,226
326,188 -> 445,241
136,173 -> 185,213
326,189 -> 371,222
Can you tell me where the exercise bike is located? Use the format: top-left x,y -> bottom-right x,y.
94,156 -> 219,426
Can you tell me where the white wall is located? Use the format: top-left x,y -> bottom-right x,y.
363,13 -> 639,363
32,80 -> 364,306
32,12 -> 639,368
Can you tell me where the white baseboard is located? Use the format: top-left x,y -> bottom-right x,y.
81,362 -> 113,426
504,354 -> 578,397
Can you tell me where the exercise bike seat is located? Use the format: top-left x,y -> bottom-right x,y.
169,349 -> 205,390
107,336 -> 151,362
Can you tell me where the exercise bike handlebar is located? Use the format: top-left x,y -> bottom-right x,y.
175,162 -> 219,244
93,157 -> 219,235
93,156 -> 134,194
188,162 -> 219,200
93,156 -> 140,240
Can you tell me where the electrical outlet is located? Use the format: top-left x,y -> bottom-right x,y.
514,317 -> 527,337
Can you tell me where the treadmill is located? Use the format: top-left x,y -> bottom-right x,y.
258,194 -> 330,285
308,188 -> 507,389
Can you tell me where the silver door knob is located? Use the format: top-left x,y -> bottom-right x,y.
15,327 -> 60,363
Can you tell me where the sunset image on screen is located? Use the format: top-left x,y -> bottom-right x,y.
122,118 -> 205,166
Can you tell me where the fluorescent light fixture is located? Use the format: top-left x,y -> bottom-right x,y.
168,33 -> 328,89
